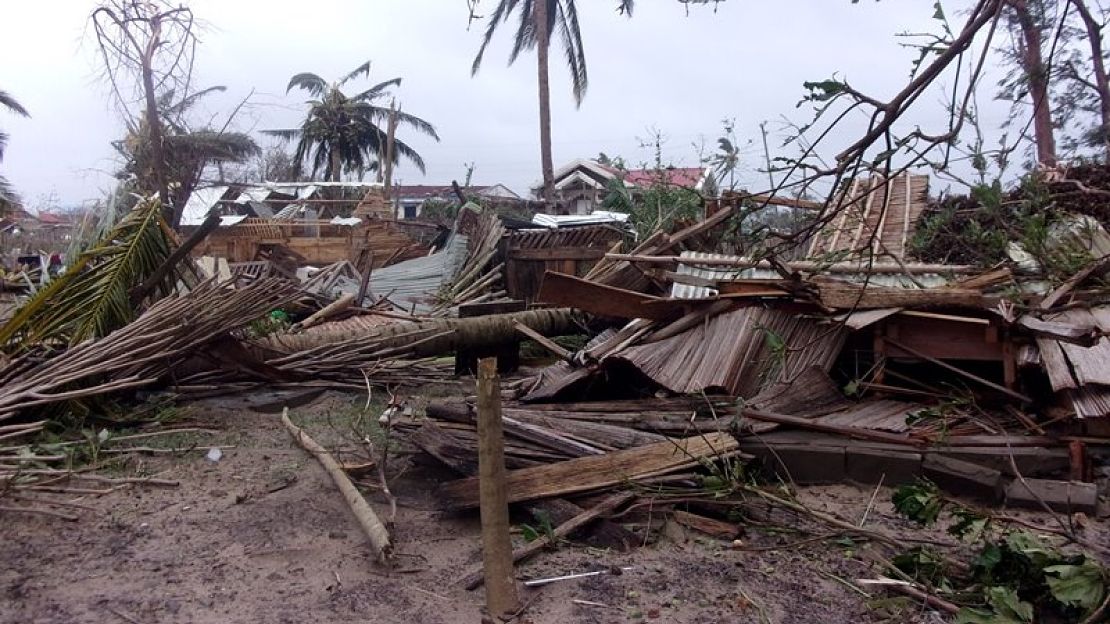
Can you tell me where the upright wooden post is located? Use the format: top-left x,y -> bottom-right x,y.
476,357 -> 520,617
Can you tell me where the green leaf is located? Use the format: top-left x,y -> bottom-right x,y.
519,524 -> 539,542
955,607 -> 1025,624
987,586 -> 1033,622
948,508 -> 989,542
1045,562 -> 1106,612
973,543 -> 1003,577
892,481 -> 943,525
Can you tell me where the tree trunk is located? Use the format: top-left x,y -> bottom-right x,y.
252,308 -> 581,358
1010,0 -> 1057,166
383,102 -> 398,197
1069,0 -> 1110,158
535,0 -> 556,212
328,147 -> 341,182
141,18 -> 173,225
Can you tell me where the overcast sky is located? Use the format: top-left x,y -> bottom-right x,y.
1,0 -> 1009,210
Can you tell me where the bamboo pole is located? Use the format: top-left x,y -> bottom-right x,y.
281,408 -> 392,564
475,358 -> 520,615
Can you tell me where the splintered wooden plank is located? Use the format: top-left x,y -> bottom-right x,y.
436,432 -> 739,510
816,282 -> 983,310
536,271 -> 677,320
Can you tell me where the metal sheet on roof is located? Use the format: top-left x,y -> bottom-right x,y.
340,233 -> 470,314
532,211 -> 629,229
180,185 -> 229,226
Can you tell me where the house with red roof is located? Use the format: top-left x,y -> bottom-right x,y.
544,159 -> 712,215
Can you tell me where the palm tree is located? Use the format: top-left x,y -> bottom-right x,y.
471,1 -> 634,208
0,89 -> 30,214
265,62 -> 439,182
113,86 -> 260,226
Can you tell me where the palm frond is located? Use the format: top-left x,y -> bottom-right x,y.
392,109 -> 440,142
166,131 -> 260,161
163,85 -> 227,117
0,90 -> 29,118
0,175 -> 19,213
286,73 -> 329,97
262,128 -> 304,141
472,0 -> 523,74
0,128 -> 8,161
338,61 -> 373,87
617,0 -> 634,15
389,138 -> 427,174
351,77 -> 403,102
508,0 -> 538,64
556,0 -> 588,104
0,197 -> 187,352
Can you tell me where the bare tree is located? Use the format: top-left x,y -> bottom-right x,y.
90,0 -> 198,224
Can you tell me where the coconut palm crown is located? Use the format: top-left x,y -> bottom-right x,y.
265,62 -> 439,182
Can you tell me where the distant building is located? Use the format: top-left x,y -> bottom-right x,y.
544,159 -> 712,215
389,184 -> 520,219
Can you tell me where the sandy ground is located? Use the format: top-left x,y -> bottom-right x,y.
1,393 -> 1097,624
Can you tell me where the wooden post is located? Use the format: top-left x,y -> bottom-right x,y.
476,357 -> 520,616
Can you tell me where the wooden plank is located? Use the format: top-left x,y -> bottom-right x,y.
817,283 -> 983,310
508,248 -> 606,261
475,359 -> 520,615
436,432 -> 740,510
886,338 -> 1032,403
535,271 -> 677,320
741,409 -> 923,446
460,492 -> 635,589
672,510 -> 741,540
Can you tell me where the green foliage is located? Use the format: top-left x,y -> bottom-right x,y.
601,175 -> 703,241
890,480 -> 1110,623
520,509 -> 556,544
891,481 -> 943,526
265,62 -> 438,181
0,197 -> 185,353
910,175 -> 1093,279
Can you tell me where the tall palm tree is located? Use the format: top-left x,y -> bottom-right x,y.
0,89 -> 30,214
265,62 -> 439,182
471,1 -> 634,207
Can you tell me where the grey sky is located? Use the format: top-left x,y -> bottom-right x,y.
1,0 -> 1007,209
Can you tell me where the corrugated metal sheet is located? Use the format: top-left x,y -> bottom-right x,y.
344,233 -> 469,314
610,306 -> 846,397
532,211 -> 629,228
180,186 -> 230,226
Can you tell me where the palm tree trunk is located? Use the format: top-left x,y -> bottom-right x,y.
535,0 -> 556,212
252,308 -> 580,358
1069,0 -> 1110,158
328,148 -> 341,182
1009,0 -> 1057,166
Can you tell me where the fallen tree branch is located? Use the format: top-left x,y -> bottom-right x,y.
281,407 -> 392,564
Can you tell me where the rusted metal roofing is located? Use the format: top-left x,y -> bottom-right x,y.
610,306 -> 846,397
807,172 -> 929,261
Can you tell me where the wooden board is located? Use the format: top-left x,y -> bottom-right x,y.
535,271 -> 678,321
436,432 -> 740,510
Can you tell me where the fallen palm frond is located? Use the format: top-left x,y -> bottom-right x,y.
0,278 -> 301,423
0,197 -> 188,353
433,206 -> 507,312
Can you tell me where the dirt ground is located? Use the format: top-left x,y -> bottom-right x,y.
1,392 -> 1097,624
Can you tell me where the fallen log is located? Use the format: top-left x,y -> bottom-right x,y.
296,293 -> 356,330
459,491 -> 635,590
281,408 -> 392,564
254,308 -> 582,359
436,432 -> 741,510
